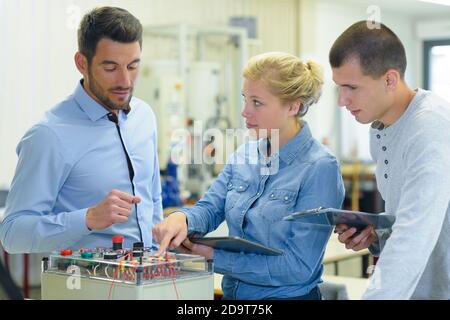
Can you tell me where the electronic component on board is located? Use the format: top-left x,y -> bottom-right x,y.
41,235 -> 214,300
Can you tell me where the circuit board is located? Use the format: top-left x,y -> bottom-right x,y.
41,235 -> 214,299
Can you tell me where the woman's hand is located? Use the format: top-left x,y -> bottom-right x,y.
179,238 -> 214,260
152,211 -> 188,256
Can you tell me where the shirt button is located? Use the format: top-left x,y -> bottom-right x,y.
284,196 -> 289,201
385,159 -> 388,165
242,210 -> 245,213
382,146 -> 387,151
384,174 -> 388,179
228,183 -> 233,187
376,134 -> 381,139
256,192 -> 260,196
270,194 -> 275,198
239,186 -> 244,190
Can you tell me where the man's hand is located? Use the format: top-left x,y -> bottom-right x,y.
86,189 -> 141,230
152,212 -> 188,256
335,224 -> 378,251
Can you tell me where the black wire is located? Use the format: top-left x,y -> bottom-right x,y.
107,112 -> 144,245
0,261 -> 24,300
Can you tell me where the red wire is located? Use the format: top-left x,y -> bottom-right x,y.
166,252 -> 180,300
108,266 -> 118,300
107,252 -> 132,300
106,251 -> 181,300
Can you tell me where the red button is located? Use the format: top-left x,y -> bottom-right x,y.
112,235 -> 124,243
60,249 -> 72,256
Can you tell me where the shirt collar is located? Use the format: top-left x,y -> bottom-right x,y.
371,88 -> 425,136
280,122 -> 314,164
258,121 -> 313,165
73,80 -> 131,122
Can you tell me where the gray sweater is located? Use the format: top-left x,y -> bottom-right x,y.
365,89 -> 450,299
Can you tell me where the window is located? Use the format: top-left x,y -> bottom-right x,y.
424,40 -> 450,102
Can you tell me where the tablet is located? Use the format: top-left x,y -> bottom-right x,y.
283,207 -> 395,231
189,236 -> 283,256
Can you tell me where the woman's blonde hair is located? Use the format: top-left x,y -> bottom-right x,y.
243,52 -> 323,117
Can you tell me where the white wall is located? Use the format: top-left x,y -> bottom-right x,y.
0,0 -> 79,188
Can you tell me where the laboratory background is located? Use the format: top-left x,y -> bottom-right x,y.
0,0 -> 449,300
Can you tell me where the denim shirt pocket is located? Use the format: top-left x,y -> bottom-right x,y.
258,189 -> 297,222
225,177 -> 249,212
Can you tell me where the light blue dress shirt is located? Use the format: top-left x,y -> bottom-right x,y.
183,123 -> 345,300
0,81 -> 163,253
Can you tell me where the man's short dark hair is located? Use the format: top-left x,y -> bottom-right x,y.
78,7 -> 143,64
329,21 -> 407,79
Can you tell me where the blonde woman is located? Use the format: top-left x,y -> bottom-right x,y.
153,52 -> 345,300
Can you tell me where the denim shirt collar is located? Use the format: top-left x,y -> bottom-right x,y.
258,121 -> 313,165
73,80 -> 131,122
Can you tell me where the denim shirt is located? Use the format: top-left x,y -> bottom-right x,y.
183,122 -> 344,299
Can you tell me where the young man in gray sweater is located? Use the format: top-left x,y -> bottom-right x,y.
329,21 -> 450,299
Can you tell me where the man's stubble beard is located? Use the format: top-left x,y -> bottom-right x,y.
87,69 -> 133,112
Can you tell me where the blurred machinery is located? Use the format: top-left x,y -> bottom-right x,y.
161,158 -> 182,208
134,24 -> 248,200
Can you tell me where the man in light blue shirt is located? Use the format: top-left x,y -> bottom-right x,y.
0,7 -> 163,253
